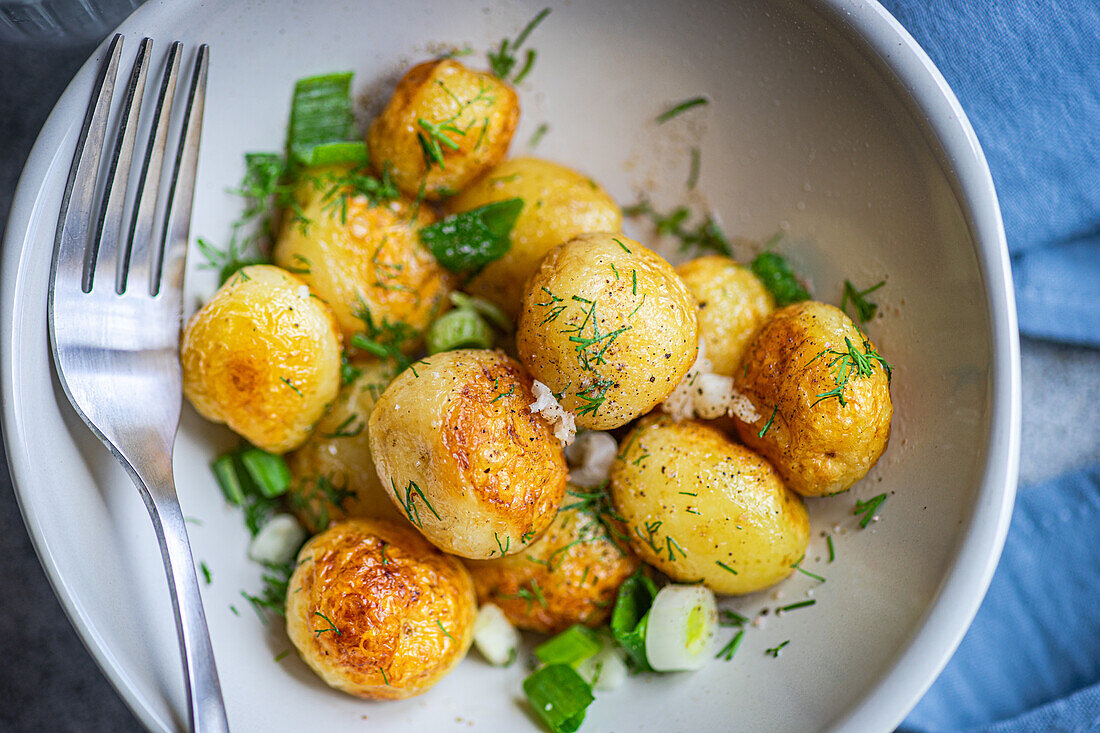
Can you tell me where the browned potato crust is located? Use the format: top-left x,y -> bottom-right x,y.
285,519 -> 476,699
368,59 -> 519,200
285,361 -> 406,532
610,416 -> 809,595
464,490 -> 640,633
273,168 -> 452,349
676,255 -> 774,376
368,350 -> 568,559
180,265 -> 342,453
445,157 -> 623,317
516,233 -> 698,430
732,301 -> 893,496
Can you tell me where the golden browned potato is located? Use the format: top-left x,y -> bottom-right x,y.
516,233 -> 698,430
368,59 -> 519,200
732,301 -> 892,497
285,518 -> 476,700
181,265 -> 341,453
285,360 -> 407,532
610,416 -> 809,595
676,256 -> 774,376
444,157 -> 623,317
464,487 -> 640,633
368,349 -> 567,559
273,167 -> 452,348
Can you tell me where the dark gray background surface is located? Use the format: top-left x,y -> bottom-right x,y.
1,25 -> 1098,733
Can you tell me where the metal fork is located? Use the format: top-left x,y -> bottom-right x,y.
47,34 -> 229,732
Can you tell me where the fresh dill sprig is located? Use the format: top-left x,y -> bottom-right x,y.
715,630 -> 744,661
623,198 -> 732,257
656,96 -> 709,123
529,122 -> 549,149
777,599 -> 816,613
715,560 -> 739,576
765,640 -> 790,658
313,610 -> 341,637
854,493 -> 888,529
790,555 -> 825,583
488,8 -> 551,82
808,337 -> 893,407
719,609 -> 748,627
758,406 -> 778,438
826,535 -> 836,563
841,279 -> 886,325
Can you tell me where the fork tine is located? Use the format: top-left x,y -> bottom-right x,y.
125,41 -> 183,297
154,43 -> 209,298
50,33 -> 123,295
85,37 -> 152,294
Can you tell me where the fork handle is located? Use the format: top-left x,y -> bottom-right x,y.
130,460 -> 230,733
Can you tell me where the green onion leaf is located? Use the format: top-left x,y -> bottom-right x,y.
239,449 -> 292,498
610,568 -> 658,671
287,72 -> 355,166
450,292 -> 514,332
751,251 -> 811,306
419,198 -> 523,272
523,664 -> 594,733
426,308 -> 495,354
534,625 -> 602,667
212,453 -> 247,505
308,141 -> 369,167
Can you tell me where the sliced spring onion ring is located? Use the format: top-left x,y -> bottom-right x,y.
472,604 -> 519,667
450,291 -> 513,333
523,664 -> 594,733
644,584 -> 718,671
610,568 -> 657,670
248,514 -> 306,565
425,308 -> 495,354
212,453 -> 246,505
534,625 -> 602,667
575,643 -> 627,691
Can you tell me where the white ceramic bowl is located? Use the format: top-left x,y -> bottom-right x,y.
1,1 -> 1020,731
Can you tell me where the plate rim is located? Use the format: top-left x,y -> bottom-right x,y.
0,1 -> 1021,731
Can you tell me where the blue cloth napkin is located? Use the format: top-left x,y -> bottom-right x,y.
874,2 -> 1100,731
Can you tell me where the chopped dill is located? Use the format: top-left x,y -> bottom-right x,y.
854,493 -> 888,529
656,96 -> 709,123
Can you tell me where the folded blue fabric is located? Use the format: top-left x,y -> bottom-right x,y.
878,0 -> 1100,349
872,2 -> 1100,731
897,465 -> 1100,732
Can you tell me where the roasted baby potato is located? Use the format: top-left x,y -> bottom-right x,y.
445,157 -> 623,317
285,518 -> 476,700
732,301 -> 893,496
285,361 -> 406,532
676,256 -> 774,376
368,349 -> 568,559
516,233 -> 698,430
610,415 -> 809,595
464,488 -> 640,633
273,167 -> 452,347
181,265 -> 342,453
368,59 -> 519,200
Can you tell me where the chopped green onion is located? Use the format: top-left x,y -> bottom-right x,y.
610,568 -> 657,671
426,308 -> 495,354
239,448 -> 292,498
523,664 -> 594,733
473,603 -> 519,666
248,514 -> 307,565
535,625 -> 602,667
751,251 -> 811,306
287,72 -> 355,166
212,453 -> 246,505
419,198 -> 524,272
308,141 -> 368,167
450,291 -> 513,332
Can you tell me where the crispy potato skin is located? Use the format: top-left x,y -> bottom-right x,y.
368,349 -> 567,559
445,157 -> 623,317
285,361 -> 407,532
610,416 -> 809,595
464,492 -> 640,633
516,233 -> 698,430
180,265 -> 341,453
368,59 -> 519,200
286,519 -> 476,700
732,301 -> 893,496
676,256 -> 774,376
273,169 -> 452,347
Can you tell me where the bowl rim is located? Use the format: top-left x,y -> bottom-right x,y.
0,1 -> 1021,731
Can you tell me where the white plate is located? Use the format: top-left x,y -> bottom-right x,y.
1,0 -> 1020,731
